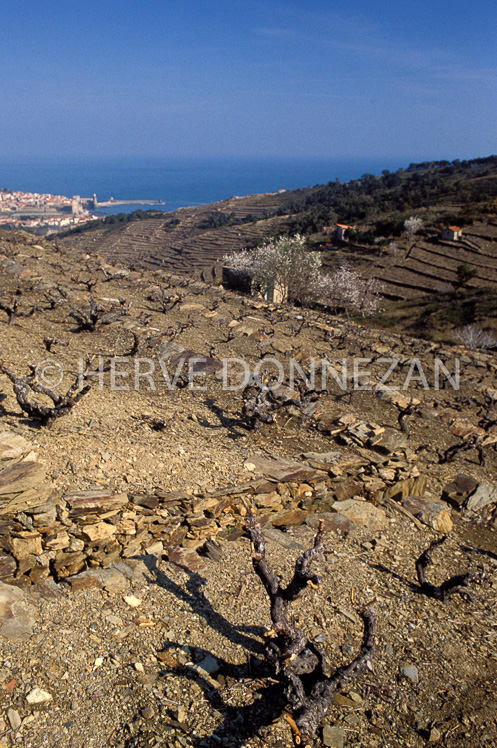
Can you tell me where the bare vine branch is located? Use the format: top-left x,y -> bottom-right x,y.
139,409 -> 180,431
0,289 -> 37,326
148,286 -> 185,313
437,435 -> 487,466
127,329 -> 168,357
415,536 -> 485,601
43,337 -> 69,352
71,295 -> 128,332
0,359 -> 93,427
242,377 -> 325,430
245,516 -> 377,747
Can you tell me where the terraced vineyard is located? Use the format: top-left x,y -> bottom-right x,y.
314,223 -> 497,305
63,208 -> 497,303
60,157 -> 497,304
62,192 -> 291,280
367,223 -> 497,300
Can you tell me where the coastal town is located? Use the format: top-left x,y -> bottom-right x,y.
0,188 -> 99,234
0,188 -> 164,235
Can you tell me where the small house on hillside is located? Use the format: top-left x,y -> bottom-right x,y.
262,280 -> 285,304
336,223 -> 355,241
441,225 -> 463,241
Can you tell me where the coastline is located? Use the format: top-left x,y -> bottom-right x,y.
0,154 -> 409,210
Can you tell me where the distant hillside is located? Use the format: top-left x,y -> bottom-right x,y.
56,155 -> 497,300
58,191 -> 294,278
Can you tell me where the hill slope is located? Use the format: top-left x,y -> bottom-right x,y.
57,156 -> 497,302
0,230 -> 496,747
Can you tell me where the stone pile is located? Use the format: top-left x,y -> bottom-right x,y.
0,429 -> 495,586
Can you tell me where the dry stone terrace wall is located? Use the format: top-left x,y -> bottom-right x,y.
1,231 -> 497,747
60,192 -> 287,277
0,234 -> 496,576
0,426 -> 494,589
61,206 -> 497,302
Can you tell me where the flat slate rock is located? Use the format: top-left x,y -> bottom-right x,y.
179,302 -> 205,312
442,474 -> 478,509
306,512 -> 357,536
0,554 -> 17,582
69,567 -> 128,593
271,509 -> 308,528
333,480 -> 364,502
0,460 -> 45,498
169,350 -> 222,375
0,581 -> 36,642
262,527 -> 304,550
302,450 -> 368,470
0,258 -> 25,275
465,483 -> 497,515
333,499 -> 387,531
401,496 -> 453,534
369,428 -> 408,454
322,725 -> 345,748
65,489 -> 128,514
0,432 -> 32,461
384,476 -> 427,501
244,456 -> 320,483
167,547 -> 207,574
302,450 -> 343,462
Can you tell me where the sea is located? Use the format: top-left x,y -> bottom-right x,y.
0,155 -> 409,216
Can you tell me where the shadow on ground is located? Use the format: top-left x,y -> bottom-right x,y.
135,557 -> 287,747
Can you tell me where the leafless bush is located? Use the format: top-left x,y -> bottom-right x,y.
148,286 -> 185,313
127,329 -> 169,357
164,319 -> 194,340
245,516 -> 377,747
43,285 -> 69,310
71,274 -> 99,292
387,241 -> 400,257
453,324 -> 497,350
43,337 -> 69,352
139,409 -> 180,431
242,376 -> 325,430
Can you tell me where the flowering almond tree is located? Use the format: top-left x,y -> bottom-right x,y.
324,266 -> 384,317
225,235 -> 322,307
225,236 -> 383,316
404,216 -> 423,242
224,234 -> 382,316
404,216 -> 423,258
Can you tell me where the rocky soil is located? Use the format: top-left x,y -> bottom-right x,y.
0,230 -> 495,747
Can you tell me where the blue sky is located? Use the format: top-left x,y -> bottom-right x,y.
1,0 -> 496,160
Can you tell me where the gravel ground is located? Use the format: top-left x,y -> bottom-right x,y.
0,232 -> 496,748
1,514 -> 496,748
